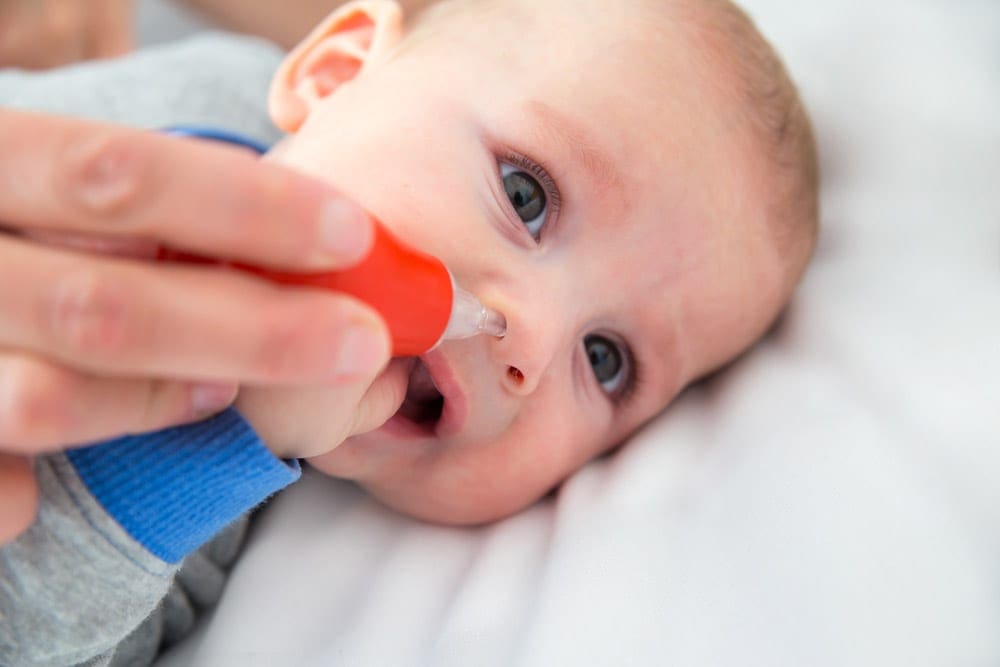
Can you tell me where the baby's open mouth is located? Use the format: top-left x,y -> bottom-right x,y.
397,358 -> 444,432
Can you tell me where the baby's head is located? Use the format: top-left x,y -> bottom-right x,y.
265,0 -> 817,523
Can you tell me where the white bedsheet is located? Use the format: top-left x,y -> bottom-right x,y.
159,1 -> 1000,665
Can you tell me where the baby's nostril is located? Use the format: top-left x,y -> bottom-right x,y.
507,366 -> 525,386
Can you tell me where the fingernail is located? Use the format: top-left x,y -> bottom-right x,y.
332,325 -> 388,381
318,199 -> 373,264
191,383 -> 238,418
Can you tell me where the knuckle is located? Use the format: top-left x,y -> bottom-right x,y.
46,269 -> 131,357
252,295 -> 358,382
0,358 -> 75,448
253,311 -> 317,381
60,131 -> 146,220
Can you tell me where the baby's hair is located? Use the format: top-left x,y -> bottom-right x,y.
664,0 -> 819,295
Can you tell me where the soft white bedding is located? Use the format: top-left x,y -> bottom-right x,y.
159,1 -> 1000,665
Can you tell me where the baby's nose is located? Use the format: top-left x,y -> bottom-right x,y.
504,365 -> 532,395
493,304 -> 562,397
448,254 -> 566,398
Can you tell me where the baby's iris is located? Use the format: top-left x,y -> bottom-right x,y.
584,335 -> 624,392
501,163 -> 547,239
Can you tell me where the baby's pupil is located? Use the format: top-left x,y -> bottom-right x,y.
503,171 -> 546,222
585,335 -> 621,384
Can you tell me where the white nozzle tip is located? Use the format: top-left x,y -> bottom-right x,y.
481,307 -> 506,338
443,287 -> 507,340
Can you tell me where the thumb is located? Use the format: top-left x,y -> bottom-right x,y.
350,357 -> 415,437
0,454 -> 38,544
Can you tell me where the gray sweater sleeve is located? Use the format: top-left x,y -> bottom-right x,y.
0,455 -> 250,667
0,454 -> 177,666
0,31 -> 284,140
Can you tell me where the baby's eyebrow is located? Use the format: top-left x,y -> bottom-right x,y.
524,100 -> 624,199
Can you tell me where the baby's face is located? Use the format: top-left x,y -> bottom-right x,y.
270,0 -> 784,523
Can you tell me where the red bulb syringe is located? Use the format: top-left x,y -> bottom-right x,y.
157,222 -> 506,356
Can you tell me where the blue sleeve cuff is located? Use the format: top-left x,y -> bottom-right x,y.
66,407 -> 300,564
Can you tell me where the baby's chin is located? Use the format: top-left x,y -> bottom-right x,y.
365,481 -> 543,527
305,451 -> 545,527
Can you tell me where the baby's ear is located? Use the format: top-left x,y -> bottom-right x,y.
269,0 -> 403,132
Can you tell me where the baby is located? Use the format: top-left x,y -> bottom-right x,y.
235,0 -> 818,524
0,0 -> 817,663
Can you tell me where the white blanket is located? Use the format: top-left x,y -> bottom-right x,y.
160,1 -> 1000,665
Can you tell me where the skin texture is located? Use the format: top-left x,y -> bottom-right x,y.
237,0 -> 793,524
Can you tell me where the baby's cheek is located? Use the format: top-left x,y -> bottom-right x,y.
499,414 -> 599,490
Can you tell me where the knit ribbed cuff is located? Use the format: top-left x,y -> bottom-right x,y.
67,408 -> 300,564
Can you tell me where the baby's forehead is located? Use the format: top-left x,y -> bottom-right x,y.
415,0 -> 697,69
492,0 -> 732,122
410,0 -> 768,239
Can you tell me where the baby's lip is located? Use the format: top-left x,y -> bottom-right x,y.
420,349 -> 468,437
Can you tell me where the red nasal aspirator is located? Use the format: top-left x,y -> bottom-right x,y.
155,126 -> 505,356
156,222 -> 507,356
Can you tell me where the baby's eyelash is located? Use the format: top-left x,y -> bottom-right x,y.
501,150 -> 563,219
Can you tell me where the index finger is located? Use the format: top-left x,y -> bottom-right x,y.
0,109 -> 373,270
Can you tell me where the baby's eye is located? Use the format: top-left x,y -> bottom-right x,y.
584,334 -> 626,395
501,162 -> 547,240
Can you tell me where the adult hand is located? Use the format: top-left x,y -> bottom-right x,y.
0,109 -> 392,541
0,0 -> 134,70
